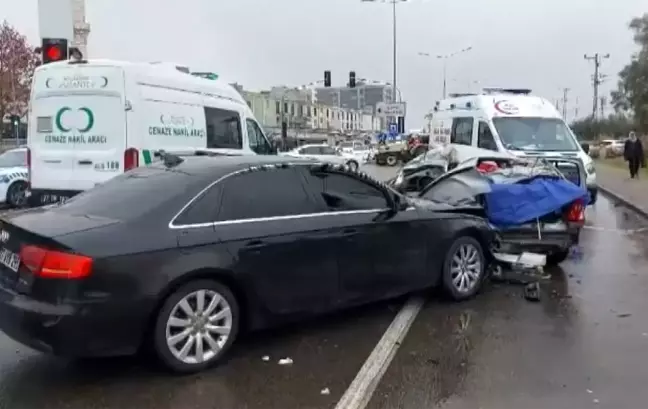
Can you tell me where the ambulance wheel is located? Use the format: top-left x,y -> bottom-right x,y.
6,181 -> 27,208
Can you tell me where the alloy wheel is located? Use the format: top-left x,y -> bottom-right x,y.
449,243 -> 482,293
165,289 -> 233,365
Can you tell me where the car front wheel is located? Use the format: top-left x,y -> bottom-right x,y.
441,236 -> 486,301
152,279 -> 239,373
346,160 -> 359,171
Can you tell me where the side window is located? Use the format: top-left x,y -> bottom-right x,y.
319,146 -> 337,155
308,170 -> 388,211
246,119 -> 273,155
205,107 -> 242,149
300,146 -> 320,155
173,184 -> 222,226
217,168 -> 318,221
477,121 -> 498,151
451,117 -> 473,146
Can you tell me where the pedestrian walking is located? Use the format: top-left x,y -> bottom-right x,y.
623,131 -> 645,179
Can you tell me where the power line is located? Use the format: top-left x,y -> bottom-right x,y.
584,53 -> 610,119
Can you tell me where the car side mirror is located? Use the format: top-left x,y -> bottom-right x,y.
581,143 -> 590,154
391,193 -> 408,212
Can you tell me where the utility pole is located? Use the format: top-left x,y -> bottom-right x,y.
600,96 -> 607,119
584,53 -> 610,119
561,88 -> 570,120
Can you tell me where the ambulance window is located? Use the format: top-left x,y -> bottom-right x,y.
451,117 -> 473,145
246,119 -> 273,155
477,121 -> 498,151
205,107 -> 243,149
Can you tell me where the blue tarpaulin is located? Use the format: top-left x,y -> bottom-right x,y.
484,178 -> 589,227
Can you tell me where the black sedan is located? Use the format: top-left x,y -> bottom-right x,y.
0,154 -> 495,373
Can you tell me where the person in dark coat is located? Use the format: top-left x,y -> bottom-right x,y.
624,131 -> 645,179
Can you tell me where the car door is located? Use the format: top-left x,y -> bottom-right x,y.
301,167 -> 428,304
214,167 -> 342,315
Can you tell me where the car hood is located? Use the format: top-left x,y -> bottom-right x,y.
2,207 -> 120,238
408,196 -> 483,213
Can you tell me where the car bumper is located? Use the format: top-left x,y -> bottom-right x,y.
0,289 -> 153,358
495,226 -> 580,255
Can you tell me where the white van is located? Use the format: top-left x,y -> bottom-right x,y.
27,59 -> 274,206
428,88 -> 598,203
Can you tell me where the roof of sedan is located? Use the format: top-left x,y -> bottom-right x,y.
148,154 -> 318,177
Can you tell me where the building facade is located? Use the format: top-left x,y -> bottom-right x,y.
237,85 -> 380,134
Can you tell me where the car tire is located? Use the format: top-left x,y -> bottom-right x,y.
152,279 -> 240,374
346,160 -> 359,171
441,236 -> 486,301
546,249 -> 570,266
6,181 -> 27,208
386,155 -> 398,166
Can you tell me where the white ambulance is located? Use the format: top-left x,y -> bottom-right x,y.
428,88 -> 598,203
27,59 -> 274,206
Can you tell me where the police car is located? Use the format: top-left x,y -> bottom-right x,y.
0,147 -> 28,207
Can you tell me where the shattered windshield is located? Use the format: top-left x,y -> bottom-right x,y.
493,117 -> 580,152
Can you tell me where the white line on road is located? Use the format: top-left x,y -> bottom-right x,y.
334,295 -> 425,409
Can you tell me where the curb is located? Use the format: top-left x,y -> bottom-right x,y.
598,185 -> 648,220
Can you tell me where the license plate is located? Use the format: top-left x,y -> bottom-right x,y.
41,194 -> 70,204
0,248 -> 20,272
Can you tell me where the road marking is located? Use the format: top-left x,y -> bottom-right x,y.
334,295 -> 425,409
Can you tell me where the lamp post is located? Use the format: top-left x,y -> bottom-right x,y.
419,46 -> 473,98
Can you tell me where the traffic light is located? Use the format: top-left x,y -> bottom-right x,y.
9,115 -> 20,138
324,70 -> 331,87
41,38 -> 68,64
349,71 -> 356,88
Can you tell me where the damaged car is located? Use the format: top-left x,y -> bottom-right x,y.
394,154 -> 589,266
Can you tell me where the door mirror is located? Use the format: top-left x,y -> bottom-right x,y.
392,193 -> 409,212
581,142 -> 590,154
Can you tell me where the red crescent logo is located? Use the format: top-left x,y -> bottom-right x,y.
494,100 -> 519,115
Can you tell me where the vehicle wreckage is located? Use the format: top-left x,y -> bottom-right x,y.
389,146 -> 589,267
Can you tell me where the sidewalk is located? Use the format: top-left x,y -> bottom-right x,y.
596,161 -> 648,216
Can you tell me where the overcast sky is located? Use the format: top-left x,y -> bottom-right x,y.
2,0 -> 645,127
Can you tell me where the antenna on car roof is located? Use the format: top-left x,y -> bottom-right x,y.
154,150 -> 184,167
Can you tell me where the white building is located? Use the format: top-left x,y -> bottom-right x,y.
72,0 -> 90,57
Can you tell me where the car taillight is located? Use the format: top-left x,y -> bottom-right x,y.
26,147 -> 31,188
124,148 -> 139,171
20,245 -> 92,279
566,199 -> 585,222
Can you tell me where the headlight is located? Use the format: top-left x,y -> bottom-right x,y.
586,162 -> 595,174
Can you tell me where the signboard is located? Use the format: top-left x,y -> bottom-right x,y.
388,122 -> 398,137
38,0 -> 74,40
376,102 -> 406,117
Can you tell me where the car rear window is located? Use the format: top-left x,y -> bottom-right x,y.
53,167 -> 196,220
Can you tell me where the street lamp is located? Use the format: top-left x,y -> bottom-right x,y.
361,0 -> 408,103
419,46 -> 473,98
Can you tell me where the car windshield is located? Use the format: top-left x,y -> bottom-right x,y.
354,145 -> 368,151
339,142 -> 353,148
0,150 -> 26,168
492,117 -> 580,152
320,146 -> 337,155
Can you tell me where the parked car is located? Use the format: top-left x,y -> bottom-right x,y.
336,141 -> 372,164
0,153 -> 497,374
599,139 -> 625,157
280,144 -> 362,170
404,154 -> 588,266
0,147 -> 28,207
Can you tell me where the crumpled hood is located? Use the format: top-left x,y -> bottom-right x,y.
408,196 -> 482,212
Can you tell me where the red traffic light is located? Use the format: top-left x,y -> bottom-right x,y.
41,38 -> 68,64
45,45 -> 62,61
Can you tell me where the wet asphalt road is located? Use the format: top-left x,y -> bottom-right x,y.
0,164 -> 646,409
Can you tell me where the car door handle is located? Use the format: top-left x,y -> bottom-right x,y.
342,228 -> 357,237
78,160 -> 92,165
245,240 -> 265,249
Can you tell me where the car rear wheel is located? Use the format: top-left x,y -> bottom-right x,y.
441,236 -> 485,301
386,155 -> 398,166
152,279 -> 239,373
346,160 -> 359,171
546,249 -> 570,266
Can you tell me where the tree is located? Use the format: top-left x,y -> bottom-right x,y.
611,13 -> 648,132
0,20 -> 40,134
